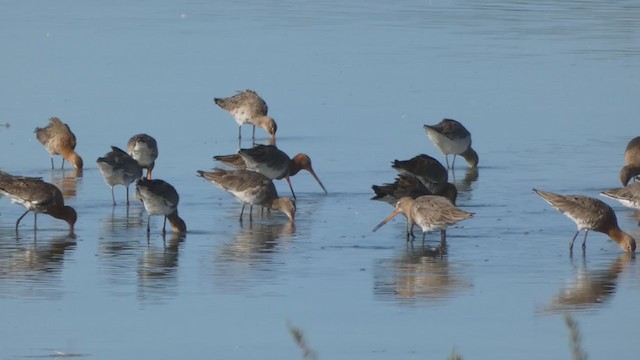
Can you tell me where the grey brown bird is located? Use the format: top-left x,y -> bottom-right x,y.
197,168 -> 295,223
97,146 -> 143,205
372,195 -> 472,243
601,183 -> 640,211
34,117 -> 83,170
391,154 -> 449,194
423,119 -> 478,169
619,136 -> 640,186
135,178 -> 186,234
213,144 -> 327,199
371,174 -> 458,206
533,189 -> 636,253
213,90 -> 277,142
127,134 -> 158,180
0,170 -> 77,233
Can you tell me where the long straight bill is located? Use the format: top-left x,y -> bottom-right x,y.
372,208 -> 402,232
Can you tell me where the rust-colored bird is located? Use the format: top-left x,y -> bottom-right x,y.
619,136 -> 640,186
372,195 -> 472,243
96,146 -> 143,205
136,178 -> 186,234
533,189 -> 636,253
197,168 -> 295,223
127,134 -> 158,180
0,170 -> 77,233
213,90 -> 277,143
423,119 -> 478,169
34,117 -> 83,170
213,144 -> 326,199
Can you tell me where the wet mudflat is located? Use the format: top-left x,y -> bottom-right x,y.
1,1 -> 639,359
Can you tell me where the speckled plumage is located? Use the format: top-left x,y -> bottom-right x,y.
0,170 -> 77,232
197,168 -> 295,223
533,189 -> 636,252
34,117 -> 83,170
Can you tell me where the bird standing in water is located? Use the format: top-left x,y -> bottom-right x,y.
97,146 -> 143,205
423,119 -> 478,169
0,170 -> 77,233
35,117 -> 83,170
213,90 -> 277,144
213,144 -> 327,198
533,189 -> 636,253
373,195 -> 472,243
136,178 -> 186,234
127,134 -> 158,180
197,168 -> 295,224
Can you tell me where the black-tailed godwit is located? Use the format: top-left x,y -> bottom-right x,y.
213,144 -> 327,198
371,174 -> 457,206
619,136 -> 640,186
97,146 -> 143,205
423,119 -> 478,169
35,117 -> 83,170
127,134 -> 158,180
135,178 -> 186,234
0,170 -> 77,233
533,189 -> 636,253
197,168 -> 295,223
372,195 -> 472,243
213,90 -> 277,143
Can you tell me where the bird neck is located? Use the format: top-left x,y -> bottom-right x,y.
167,211 -> 187,233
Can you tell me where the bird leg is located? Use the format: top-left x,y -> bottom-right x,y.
581,230 -> 589,252
440,229 -> 447,246
125,185 -> 130,205
569,230 -> 580,252
111,187 -> 116,206
444,156 -> 450,169
451,155 -> 457,169
240,204 -> 246,222
285,175 -> 296,199
162,216 -> 167,235
146,215 -> 151,234
15,210 -> 30,231
50,157 -> 54,170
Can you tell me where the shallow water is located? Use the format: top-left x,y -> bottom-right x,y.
1,1 -> 640,359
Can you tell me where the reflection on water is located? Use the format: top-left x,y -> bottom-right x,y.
212,222 -> 295,293
541,253 -> 634,314
137,232 -> 185,304
48,168 -> 82,198
373,245 -> 472,305
0,232 -> 76,299
101,205 -> 146,232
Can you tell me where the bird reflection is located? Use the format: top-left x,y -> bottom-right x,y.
137,231 -> 185,304
101,205 -> 145,232
373,244 -> 472,304
542,253 -> 634,314
0,233 -> 76,299
48,168 -> 82,198
452,167 -> 478,193
212,222 -> 295,293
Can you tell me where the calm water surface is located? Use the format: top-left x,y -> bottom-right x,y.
1,0 -> 639,359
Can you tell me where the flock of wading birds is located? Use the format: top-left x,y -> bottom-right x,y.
0,89 -> 640,254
